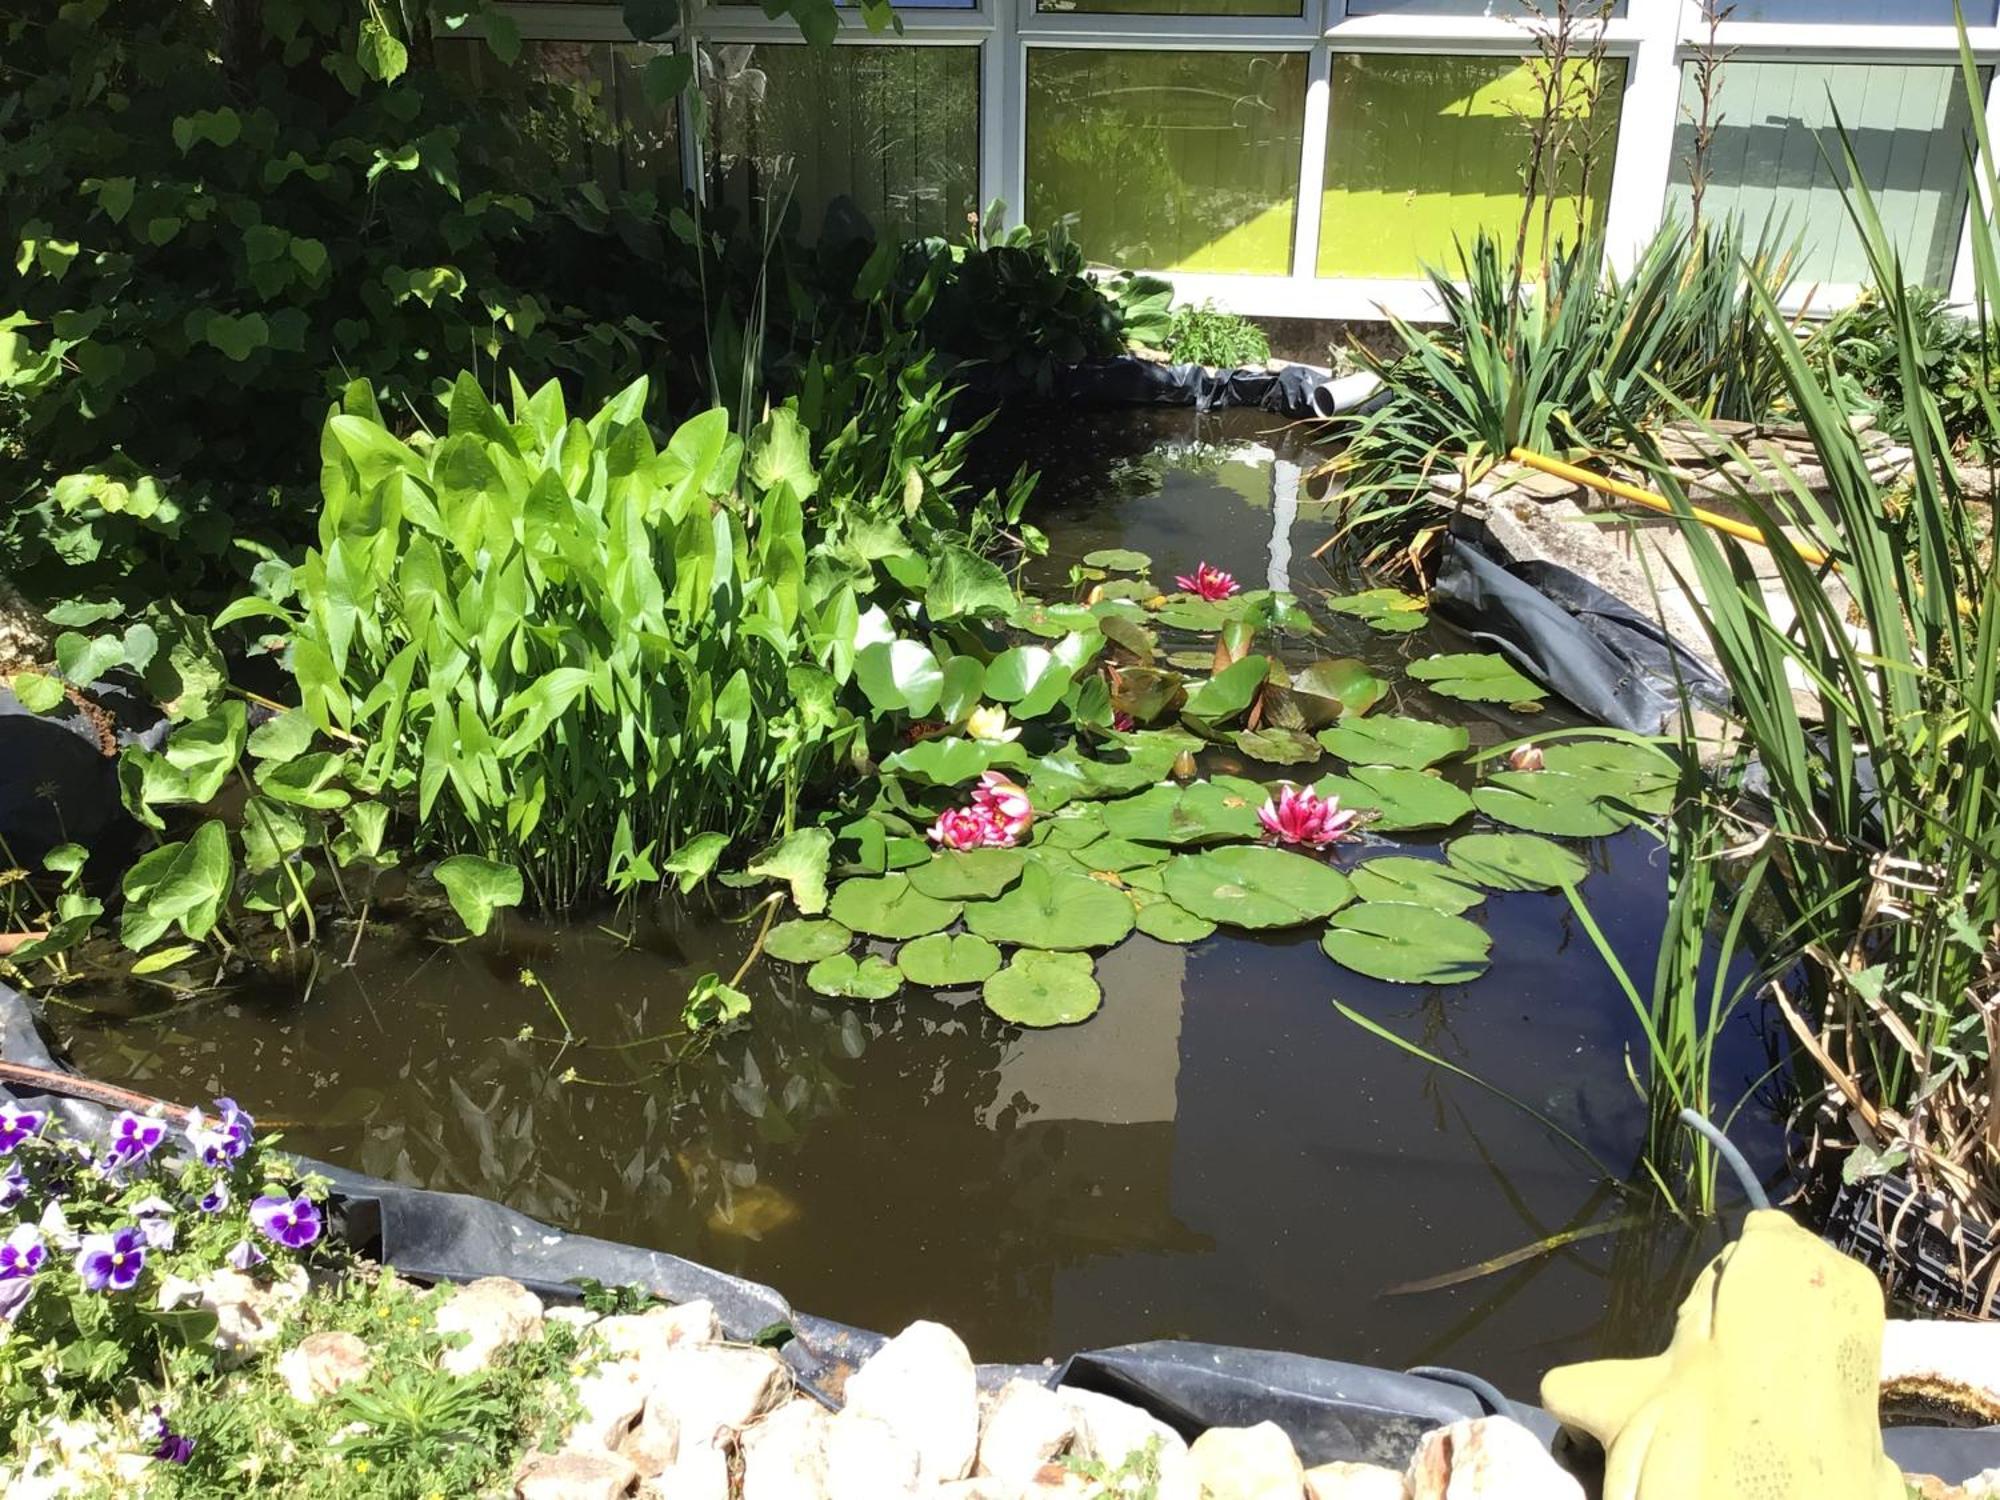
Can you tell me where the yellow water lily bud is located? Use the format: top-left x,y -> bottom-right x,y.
964,705 -> 1021,743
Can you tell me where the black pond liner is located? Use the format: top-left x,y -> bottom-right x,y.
960,354 -> 1384,421
3,983 -> 1997,1483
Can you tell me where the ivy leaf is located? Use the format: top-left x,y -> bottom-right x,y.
483,12 -> 522,64
9,672 -> 66,714
433,855 -> 523,936
641,51 -> 694,108
747,828 -> 834,915
682,973 -> 751,1030
357,17 -> 409,84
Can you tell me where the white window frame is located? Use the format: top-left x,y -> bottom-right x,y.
482,0 -> 2000,322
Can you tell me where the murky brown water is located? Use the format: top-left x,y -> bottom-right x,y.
48,408 -> 1773,1392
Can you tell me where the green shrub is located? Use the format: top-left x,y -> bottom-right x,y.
1164,301 -> 1270,369
1818,284 -> 1998,460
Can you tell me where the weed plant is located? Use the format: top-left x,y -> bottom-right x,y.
1164,302 -> 1271,369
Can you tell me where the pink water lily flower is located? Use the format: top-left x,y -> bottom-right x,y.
1175,562 -> 1240,602
972,772 -> 1033,843
929,806 -> 1001,852
1258,784 -> 1359,848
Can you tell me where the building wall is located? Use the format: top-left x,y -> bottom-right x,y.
467,0 -> 2000,322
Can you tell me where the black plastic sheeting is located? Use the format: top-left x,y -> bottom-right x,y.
1431,523 -> 1730,737
0,678 -> 167,868
972,354 -> 1383,421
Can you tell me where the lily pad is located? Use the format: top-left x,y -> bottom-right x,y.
983,950 -> 1102,1027
1541,740 -> 1678,816
1130,889 -> 1217,943
1233,727 -> 1324,766
881,737 -> 1027,787
1444,833 -> 1588,891
1162,846 -> 1354,929
1152,598 -> 1230,632
1316,715 -> 1469,771
963,861 -> 1136,950
1324,588 -> 1429,633
1076,837 -> 1168,874
1472,772 -> 1630,837
896,932 -> 1002,987
1316,767 -> 1474,832
827,873 -> 963,940
805,953 -> 903,1001
1182,654 -> 1269,723
763,919 -> 853,964
1291,657 -> 1389,724
1011,601 -> 1100,638
1349,857 -> 1487,914
1407,652 -> 1546,704
1108,665 -> 1185,724
1035,805 -> 1108,849
1320,903 -> 1491,984
1100,780 -> 1263,846
1083,547 -> 1152,572
905,848 -> 1028,901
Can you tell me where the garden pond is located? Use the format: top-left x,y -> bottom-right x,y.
44,409 -> 1780,1393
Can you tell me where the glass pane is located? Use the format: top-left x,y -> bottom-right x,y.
699,44 -> 980,243
434,40 -> 683,200
1666,61 -> 1976,287
1344,0 -> 1625,17
716,0 -> 976,8
1317,54 -> 1624,279
1717,0 -> 1994,22
1025,50 -> 1309,276
1037,0 -> 1300,15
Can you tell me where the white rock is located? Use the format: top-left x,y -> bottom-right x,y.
276,1331 -> 373,1404
614,1398 -> 682,1478
515,1449 -> 640,1500
1306,1460 -> 1413,1500
740,1399 -> 832,1500
841,1320 -> 980,1484
436,1276 -> 545,1376
644,1441 -> 729,1500
548,1306 -> 604,1334
825,1411 -> 925,1500
596,1300 -> 721,1368
571,1361 -> 651,1453
195,1265 -> 310,1363
1405,1418 -> 1583,1500
642,1345 -> 790,1446
936,1481 -> 1017,1500
1883,1320 -> 2000,1421
1189,1422 -> 1305,1500
977,1378 -> 1077,1489
1060,1388 -> 1200,1500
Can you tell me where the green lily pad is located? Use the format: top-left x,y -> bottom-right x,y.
1130,888 -> 1217,943
1162,845 -> 1354,929
1035,805 -> 1108,849
1291,658 -> 1389,724
805,953 -> 903,1001
1316,715 -> 1469,771
1233,727 -> 1324,766
1011,601 -> 1100,638
1182,655 -> 1269,724
1323,588 -> 1428,633
1316,766 -> 1474,832
1349,857 -> 1487,914
905,848 -> 1028,901
1472,772 -> 1631,837
1083,547 -> 1152,572
896,932 -> 1003,987
1076,837 -> 1168,874
1444,833 -> 1587,891
1407,652 -> 1546,704
1541,739 -> 1678,816
1152,598 -> 1230,632
963,861 -> 1136,950
983,950 -> 1102,1027
1320,903 -> 1491,984
1100,780 -> 1264,846
881,737 -> 1027,786
1093,578 -> 1157,602
763,919 -> 853,964
827,873 -> 963,940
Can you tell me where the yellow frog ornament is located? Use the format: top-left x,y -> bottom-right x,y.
1542,1123 -> 1905,1500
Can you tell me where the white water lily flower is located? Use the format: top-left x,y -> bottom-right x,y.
963,705 -> 1021,744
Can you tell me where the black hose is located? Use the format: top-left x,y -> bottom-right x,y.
1405,1365 -> 1519,1424
1678,1108 -> 1771,1212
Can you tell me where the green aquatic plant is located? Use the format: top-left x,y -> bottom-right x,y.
1164,301 -> 1271,370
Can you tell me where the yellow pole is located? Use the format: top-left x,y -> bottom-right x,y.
1506,446 -> 1832,569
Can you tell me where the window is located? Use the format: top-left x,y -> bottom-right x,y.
1024,49 -> 1309,276
1036,0 -> 1301,15
1665,61 -> 1977,287
698,43 -> 980,243
1718,0 -> 1993,22
1317,54 -> 1625,279
1341,0 -> 1626,18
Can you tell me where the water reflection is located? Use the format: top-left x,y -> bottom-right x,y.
49,409 -> 1780,1392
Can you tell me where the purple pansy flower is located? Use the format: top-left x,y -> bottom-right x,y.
0,1224 -> 43,1280
184,1097 -> 253,1168
0,1275 -> 34,1324
250,1192 -> 320,1251
0,1104 -> 45,1155
133,1196 -> 176,1251
77,1225 -> 147,1292
106,1111 -> 168,1170
226,1238 -> 266,1270
0,1162 -> 24,1210
141,1407 -> 195,1466
196,1181 -> 229,1214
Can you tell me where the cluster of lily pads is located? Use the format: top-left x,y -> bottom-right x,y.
755,549 -> 1679,1028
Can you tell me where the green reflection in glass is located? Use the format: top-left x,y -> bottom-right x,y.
1317,54 -> 1624,280
701,43 -> 980,244
1036,0 -> 1299,14
1026,49 -> 1308,277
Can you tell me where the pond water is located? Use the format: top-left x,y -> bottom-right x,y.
48,409 -> 1781,1394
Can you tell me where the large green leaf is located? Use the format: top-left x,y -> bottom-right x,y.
855,639 -> 945,718
1407,652 -> 1546,703
1162,845 -> 1353,929
748,828 -> 835,914
1130,888 -> 1217,943
433,854 -> 523,936
962,861 -> 1135,950
828,873 -> 962,940
983,950 -> 1102,1027
925,546 -> 1017,620
1321,903 -> 1491,984
1317,715 -> 1468,770
1355,857 -> 1485,917
897,932 -> 1002,987
1074,837 -> 1168,874
764,919 -> 853,964
1541,740 -> 1678,816
1444,833 -> 1588,891
806,953 -> 902,1001
1099,779 -> 1264,845
119,820 -> 233,949
1181,654 -> 1268,723
1290,658 -> 1388,723
1232,727 -> 1323,766
1472,772 -> 1630,837
1316,766 -> 1474,832
1322,588 -> 1428,633
1082,547 -> 1151,572
881,737 -> 1026,787
906,848 -> 1028,900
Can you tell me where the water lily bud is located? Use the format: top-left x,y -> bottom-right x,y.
1507,743 -> 1545,772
